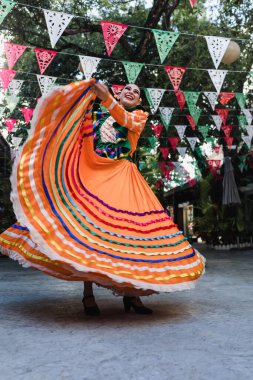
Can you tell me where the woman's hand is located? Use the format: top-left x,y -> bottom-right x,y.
90,80 -> 110,102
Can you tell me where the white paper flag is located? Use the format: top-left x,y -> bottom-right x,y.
145,88 -> 165,113
43,9 -> 74,48
12,136 -> 23,149
242,109 -> 252,126
159,107 -> 174,129
5,95 -> 20,112
175,125 -> 187,139
208,69 -> 227,94
204,92 -> 218,110
205,36 -> 230,69
177,147 -> 187,159
7,79 -> 24,96
245,126 -> 253,139
211,115 -> 223,131
187,137 -> 198,151
79,56 -> 101,79
37,75 -> 57,95
242,135 -> 252,148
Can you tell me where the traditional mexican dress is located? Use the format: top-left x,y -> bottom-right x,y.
0,79 -> 205,296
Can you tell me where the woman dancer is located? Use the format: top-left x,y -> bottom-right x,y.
0,78 -> 205,315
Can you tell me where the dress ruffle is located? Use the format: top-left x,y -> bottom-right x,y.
0,78 -> 205,295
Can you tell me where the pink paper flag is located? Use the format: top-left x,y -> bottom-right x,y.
20,107 -> 34,124
100,21 -> 128,56
168,137 -> 180,150
111,84 -> 124,96
222,124 -> 233,137
186,114 -> 196,131
175,90 -> 186,110
189,0 -> 197,7
164,66 -> 186,91
4,42 -> 27,70
151,123 -> 163,138
34,48 -> 57,74
0,68 -> 16,91
159,147 -> 169,160
215,108 -> 229,125
158,162 -> 171,180
5,118 -> 17,133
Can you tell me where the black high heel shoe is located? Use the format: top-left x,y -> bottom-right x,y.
123,296 -> 153,314
82,295 -> 100,316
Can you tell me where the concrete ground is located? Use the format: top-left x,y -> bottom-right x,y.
0,244 -> 253,380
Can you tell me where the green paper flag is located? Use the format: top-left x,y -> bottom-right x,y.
235,93 -> 246,109
206,137 -> 215,147
237,115 -> 247,130
148,136 -> 157,148
184,91 -> 201,124
152,29 -> 179,64
198,125 -> 209,139
0,0 -> 15,25
122,61 -> 144,83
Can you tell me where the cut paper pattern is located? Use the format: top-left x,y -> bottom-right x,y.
219,92 -> 235,105
152,29 -> 179,64
79,56 -> 101,79
5,94 -> 19,112
241,135 -> 252,148
211,115 -> 222,131
159,147 -> 169,160
111,84 -> 124,96
100,21 -> 128,56
177,147 -> 187,159
5,118 -> 17,132
208,69 -> 227,94
187,137 -> 198,151
145,88 -> 165,113
242,109 -> 252,126
20,107 -> 34,124
151,123 -> 163,138
205,36 -> 230,69
4,42 -> 27,70
204,92 -> 218,110
165,66 -> 186,91
0,0 -> 15,25
7,79 -> 23,96
168,137 -> 179,151
122,61 -> 143,83
237,115 -> 247,130
184,91 -> 201,124
34,48 -> 57,74
0,68 -> 16,91
186,114 -> 196,131
175,125 -> 187,139
215,108 -> 229,125
159,107 -> 174,130
43,9 -> 74,48
36,75 -> 57,96
235,93 -> 246,109
175,90 -> 186,110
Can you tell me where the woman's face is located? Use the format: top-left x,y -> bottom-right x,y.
119,84 -> 141,108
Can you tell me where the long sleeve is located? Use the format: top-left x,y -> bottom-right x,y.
101,94 -> 148,135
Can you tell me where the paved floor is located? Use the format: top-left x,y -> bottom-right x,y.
0,245 -> 253,380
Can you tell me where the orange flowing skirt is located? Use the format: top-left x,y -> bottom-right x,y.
0,79 -> 205,295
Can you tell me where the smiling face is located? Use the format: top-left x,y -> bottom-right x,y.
119,84 -> 141,108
